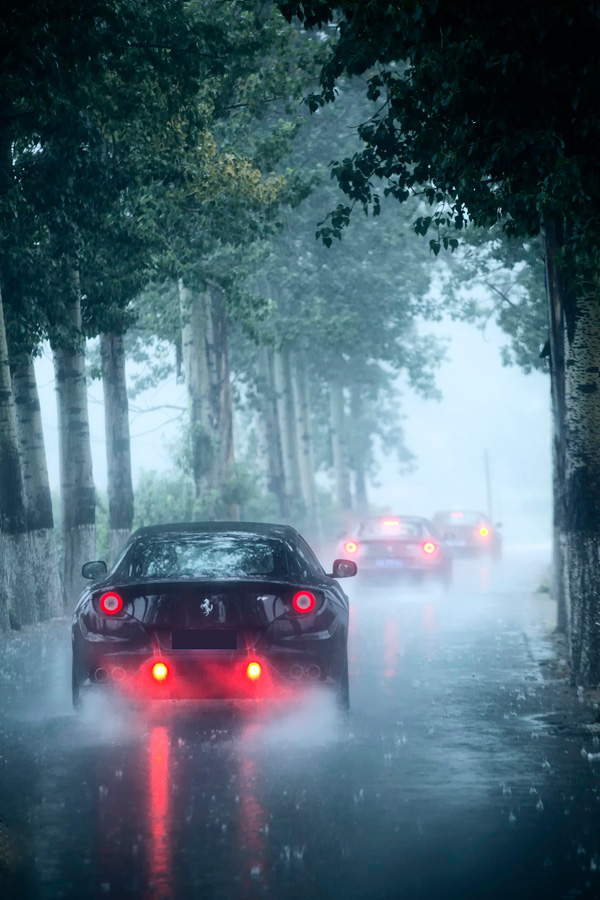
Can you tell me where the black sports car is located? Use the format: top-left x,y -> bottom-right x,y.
72,522 -> 356,709
339,516 -> 452,586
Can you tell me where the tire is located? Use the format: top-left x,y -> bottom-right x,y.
335,655 -> 350,711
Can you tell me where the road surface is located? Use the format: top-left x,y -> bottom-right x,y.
3,545 -> 600,900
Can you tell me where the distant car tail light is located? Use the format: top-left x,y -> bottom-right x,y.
99,591 -> 123,615
152,662 -> 168,682
479,526 -> 490,538
423,541 -> 437,555
382,519 -> 400,527
345,540 -> 358,554
246,661 -> 262,681
292,591 -> 316,613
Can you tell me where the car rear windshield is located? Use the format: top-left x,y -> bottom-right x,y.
359,520 -> 425,539
119,533 -> 289,580
437,512 -> 484,527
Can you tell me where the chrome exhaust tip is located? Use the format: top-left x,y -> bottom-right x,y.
111,666 -> 126,682
306,664 -> 321,681
94,667 -> 109,683
290,664 -> 304,680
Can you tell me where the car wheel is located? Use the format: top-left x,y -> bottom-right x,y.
335,656 -> 350,711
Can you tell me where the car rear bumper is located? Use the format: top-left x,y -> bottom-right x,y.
73,639 -> 346,700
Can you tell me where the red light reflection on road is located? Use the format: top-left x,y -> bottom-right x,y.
237,724 -> 268,891
146,726 -> 173,900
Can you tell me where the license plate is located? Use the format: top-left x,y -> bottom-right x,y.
375,559 -> 404,568
172,630 -> 237,650
446,539 -> 466,546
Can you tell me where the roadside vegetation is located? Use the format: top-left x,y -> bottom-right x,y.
1,2 -> 549,644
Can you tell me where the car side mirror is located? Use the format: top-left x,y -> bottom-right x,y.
331,558 -> 357,578
82,560 -> 107,579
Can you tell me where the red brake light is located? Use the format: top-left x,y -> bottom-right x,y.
99,591 -> 123,615
479,526 -> 490,537
152,662 -> 168,682
451,512 -> 463,519
423,541 -> 436,555
292,591 -> 316,613
246,661 -> 262,681
344,541 -> 358,554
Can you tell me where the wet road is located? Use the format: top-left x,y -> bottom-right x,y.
3,546 -> 600,900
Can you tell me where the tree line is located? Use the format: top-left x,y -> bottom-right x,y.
0,1 -> 548,630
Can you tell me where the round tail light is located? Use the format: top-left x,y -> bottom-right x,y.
246,661 -> 262,681
423,541 -> 436,555
479,526 -> 489,537
344,541 -> 358,554
292,591 -> 316,613
99,592 -> 123,615
152,662 -> 168,682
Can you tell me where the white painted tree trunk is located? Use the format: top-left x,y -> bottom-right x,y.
10,352 -> 63,618
330,382 -> 353,513
274,349 -> 302,512
544,218 -> 568,635
52,280 -> 96,612
100,333 -> 134,564
292,354 -> 320,533
563,287 -> 600,684
258,347 -> 288,516
179,281 -> 235,517
349,384 -> 370,515
0,291 -> 37,627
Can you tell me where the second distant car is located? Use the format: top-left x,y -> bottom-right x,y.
432,511 -> 502,560
339,516 -> 452,587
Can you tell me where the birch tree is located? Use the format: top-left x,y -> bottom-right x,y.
100,333 -> 134,563
0,291 -> 37,628
278,0 -> 600,683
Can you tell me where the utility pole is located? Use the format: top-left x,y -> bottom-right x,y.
484,448 -> 493,521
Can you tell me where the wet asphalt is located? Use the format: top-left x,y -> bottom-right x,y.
3,546 -> 600,900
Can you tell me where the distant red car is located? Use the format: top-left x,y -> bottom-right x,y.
432,511 -> 502,560
339,516 -> 452,587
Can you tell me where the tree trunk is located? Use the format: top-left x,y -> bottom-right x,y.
10,350 -> 63,619
257,347 -> 288,516
349,384 -> 370,515
544,218 -> 569,635
293,354 -> 320,533
330,382 -> 353,512
0,291 -> 37,628
179,282 -> 235,518
562,284 -> 600,686
51,277 -> 96,612
100,333 -> 134,563
274,349 -> 303,514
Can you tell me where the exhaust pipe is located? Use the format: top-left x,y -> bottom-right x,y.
306,664 -> 321,681
111,666 -> 126,682
94,667 -> 109,683
290,664 -> 304,680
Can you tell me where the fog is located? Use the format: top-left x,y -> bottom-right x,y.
34,315 -> 551,548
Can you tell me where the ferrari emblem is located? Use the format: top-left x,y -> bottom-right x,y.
201,599 -> 213,616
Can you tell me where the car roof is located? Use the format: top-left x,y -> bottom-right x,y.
130,521 -> 301,542
362,515 -> 429,524
434,510 -> 488,518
